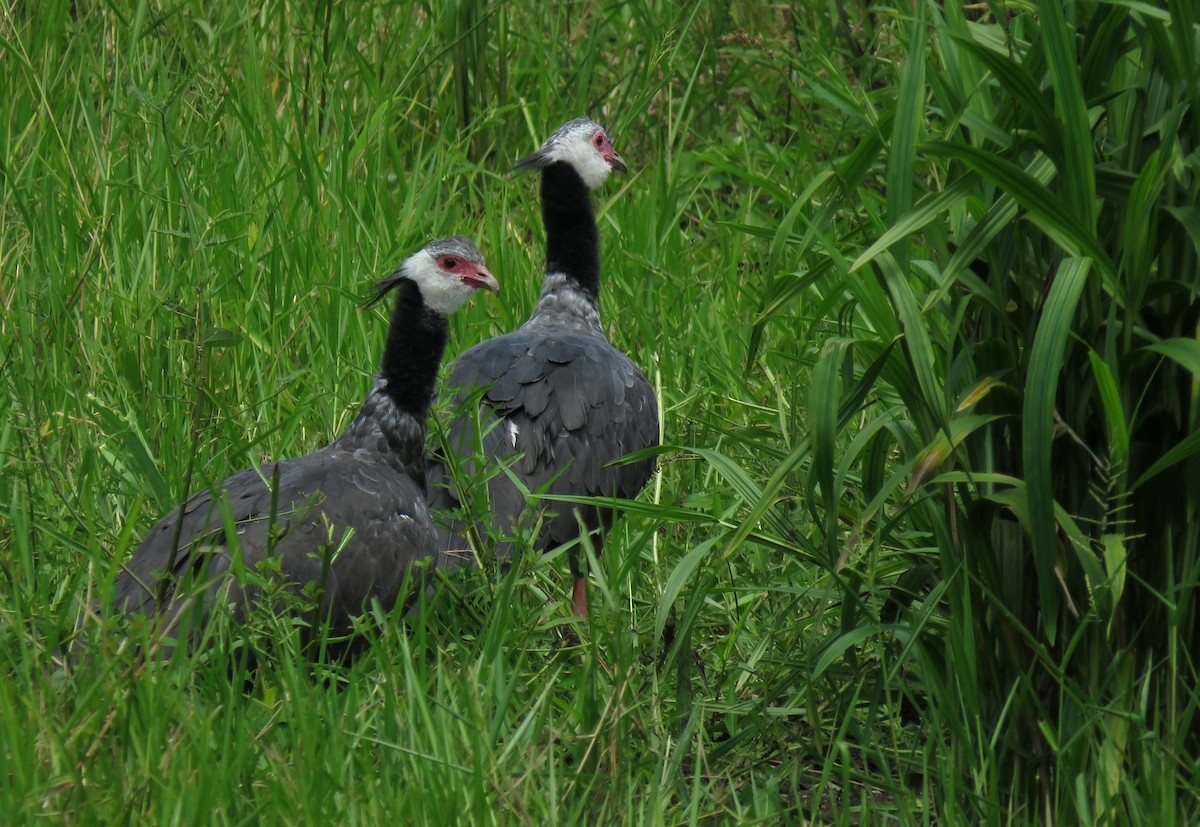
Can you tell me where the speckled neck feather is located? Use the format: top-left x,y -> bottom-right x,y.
528,273 -> 602,332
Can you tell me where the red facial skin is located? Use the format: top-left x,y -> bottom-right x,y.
592,130 -> 627,173
438,255 -> 499,293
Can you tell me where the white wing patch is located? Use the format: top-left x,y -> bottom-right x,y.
507,420 -> 520,447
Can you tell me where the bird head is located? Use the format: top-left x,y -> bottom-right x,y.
369,235 -> 499,316
514,118 -> 627,189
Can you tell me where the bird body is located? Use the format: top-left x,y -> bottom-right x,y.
429,119 -> 658,614
111,236 -> 498,653
116,447 -> 431,638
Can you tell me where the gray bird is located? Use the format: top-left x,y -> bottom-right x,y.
111,236 -> 498,655
428,119 -> 659,615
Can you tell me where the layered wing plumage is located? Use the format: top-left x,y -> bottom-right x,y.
98,236 -> 497,656
429,324 -> 657,558
115,449 -> 434,643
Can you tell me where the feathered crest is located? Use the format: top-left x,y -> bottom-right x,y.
364,270 -> 406,309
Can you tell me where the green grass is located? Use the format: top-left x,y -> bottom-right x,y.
3,0 -> 1198,823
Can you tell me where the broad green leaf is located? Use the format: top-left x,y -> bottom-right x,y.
1087,351 -> 1129,471
1099,1 -> 1171,22
887,0 -> 928,272
934,153 -> 1057,310
751,262 -> 832,325
910,414 -> 1005,491
1101,532 -> 1128,613
876,251 -> 943,427
851,179 -> 973,273
949,33 -> 1058,146
986,485 -> 1104,619
704,345 -> 893,570
654,538 -> 718,642
810,339 -> 849,559
1145,338 -> 1200,380
839,124 -> 885,189
1023,257 -> 1093,643
687,447 -> 791,540
539,493 -> 711,524
811,624 -> 909,681
717,221 -> 775,241
922,141 -> 1119,291
1040,0 -> 1097,228
1120,150 -> 1167,304
1131,429 -> 1200,490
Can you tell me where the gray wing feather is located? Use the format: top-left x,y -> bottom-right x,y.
114,449 -> 435,638
428,326 -> 658,559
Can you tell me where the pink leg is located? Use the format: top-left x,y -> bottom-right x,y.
570,575 -> 588,616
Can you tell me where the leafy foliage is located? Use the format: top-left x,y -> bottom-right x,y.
1,0 -> 1197,823
787,0 -> 1200,818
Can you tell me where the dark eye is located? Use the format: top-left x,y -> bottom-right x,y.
442,257 -> 458,269
594,132 -> 606,147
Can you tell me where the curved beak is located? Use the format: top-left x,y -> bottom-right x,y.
604,148 -> 628,173
463,265 -> 500,294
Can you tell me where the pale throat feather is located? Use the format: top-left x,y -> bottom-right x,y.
552,139 -> 612,189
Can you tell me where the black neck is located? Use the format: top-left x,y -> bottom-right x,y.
541,162 -> 600,302
378,279 -> 448,419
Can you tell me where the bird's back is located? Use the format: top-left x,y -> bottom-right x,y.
115,448 -> 434,641
429,315 -> 657,558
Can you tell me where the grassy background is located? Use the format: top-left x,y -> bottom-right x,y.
2,0 -> 1198,823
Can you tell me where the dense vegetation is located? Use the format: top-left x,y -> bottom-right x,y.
2,0 -> 1197,822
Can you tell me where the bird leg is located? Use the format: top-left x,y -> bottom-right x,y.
570,574 -> 588,616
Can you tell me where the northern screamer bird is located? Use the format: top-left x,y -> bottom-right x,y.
428,119 -> 658,616
112,236 -> 498,655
